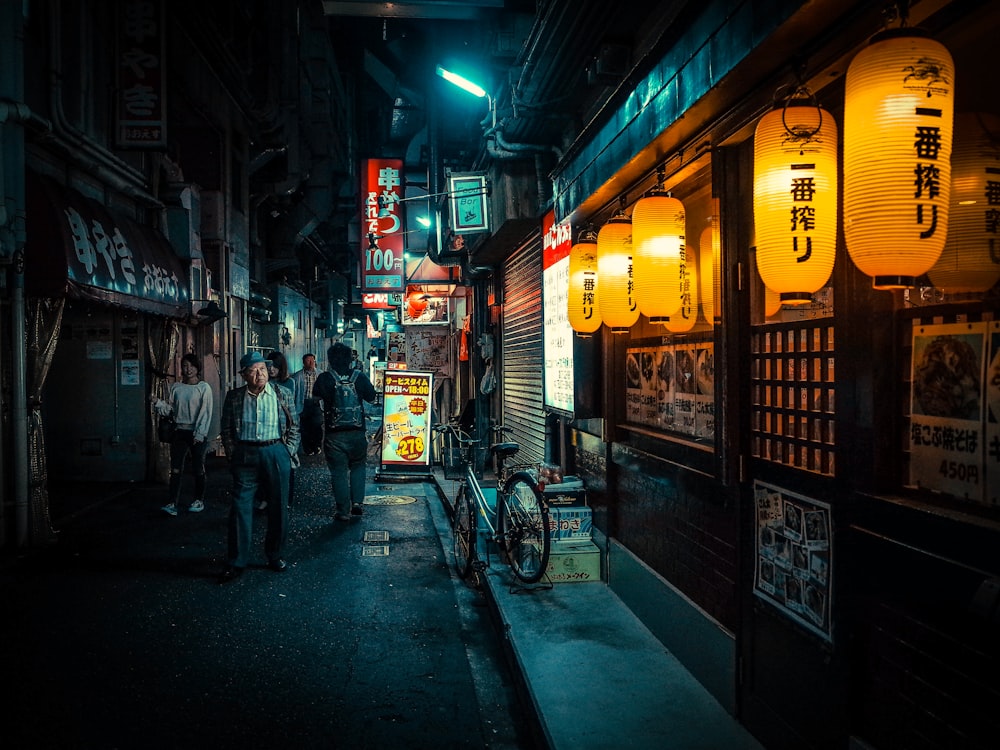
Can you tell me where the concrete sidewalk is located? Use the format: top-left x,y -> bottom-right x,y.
429,469 -> 766,750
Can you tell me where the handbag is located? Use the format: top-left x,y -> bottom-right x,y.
157,414 -> 177,443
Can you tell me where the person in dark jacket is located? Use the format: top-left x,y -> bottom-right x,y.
313,342 -> 376,522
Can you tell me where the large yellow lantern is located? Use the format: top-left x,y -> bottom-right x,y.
699,216 -> 720,322
927,112 -> 1000,293
664,241 -> 699,333
843,29 -> 954,289
754,100 -> 838,303
567,231 -> 602,335
632,192 -> 686,322
597,211 -> 637,332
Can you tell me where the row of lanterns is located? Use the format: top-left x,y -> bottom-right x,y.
568,22 -> 999,336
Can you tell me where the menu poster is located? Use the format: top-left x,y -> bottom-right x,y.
909,322 -> 986,504
625,341 -> 715,441
379,371 -> 434,475
406,329 -> 452,379
986,321 -> 999,507
754,481 -> 833,643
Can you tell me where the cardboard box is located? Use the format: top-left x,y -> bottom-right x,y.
548,506 -> 592,542
545,541 -> 601,583
543,483 -> 587,507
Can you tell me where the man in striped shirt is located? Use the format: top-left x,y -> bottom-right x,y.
219,351 -> 300,583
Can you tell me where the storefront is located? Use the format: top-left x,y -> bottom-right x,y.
550,1 -> 1000,748
25,171 -> 191,482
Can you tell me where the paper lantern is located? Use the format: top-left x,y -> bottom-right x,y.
700,216 -> 721,322
632,192 -> 686,322
754,102 -> 838,303
764,285 -> 783,318
567,232 -> 602,335
664,241 -> 699,333
597,212 -> 637,332
927,112 -> 1000,293
843,29 -> 954,289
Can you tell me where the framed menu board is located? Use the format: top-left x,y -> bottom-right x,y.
377,370 -> 434,479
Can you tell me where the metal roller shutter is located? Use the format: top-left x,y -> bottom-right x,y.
501,230 -> 546,466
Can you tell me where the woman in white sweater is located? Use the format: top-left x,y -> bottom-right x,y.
154,353 -> 214,515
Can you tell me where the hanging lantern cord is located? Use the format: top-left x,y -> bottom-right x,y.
882,0 -> 910,28
776,79 -> 823,141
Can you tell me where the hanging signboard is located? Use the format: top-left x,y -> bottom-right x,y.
379,370 -> 434,478
909,321 -> 987,504
448,173 -> 489,234
754,481 -> 833,643
362,158 -> 405,292
542,212 -> 574,415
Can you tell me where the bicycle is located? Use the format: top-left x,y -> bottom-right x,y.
434,421 -> 551,584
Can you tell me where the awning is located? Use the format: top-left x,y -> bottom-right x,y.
25,171 -> 191,318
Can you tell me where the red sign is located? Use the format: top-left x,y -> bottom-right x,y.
542,210 -> 572,270
362,293 -> 393,309
116,0 -> 166,148
361,159 -> 405,292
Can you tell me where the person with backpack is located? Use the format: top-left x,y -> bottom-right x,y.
313,342 -> 377,522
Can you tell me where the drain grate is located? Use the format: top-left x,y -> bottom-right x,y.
364,530 -> 389,542
362,545 -> 389,557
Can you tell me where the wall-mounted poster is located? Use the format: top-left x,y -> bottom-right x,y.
402,286 -> 449,325
378,370 -> 433,478
625,339 -> 714,441
987,321 -> 1000,508
754,481 -> 832,643
909,321 -> 986,504
406,329 -> 452,379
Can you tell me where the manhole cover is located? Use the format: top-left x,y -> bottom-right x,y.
362,545 -> 389,557
364,530 -> 389,542
364,495 -> 418,506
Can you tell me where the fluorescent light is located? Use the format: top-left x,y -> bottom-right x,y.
436,65 -> 486,98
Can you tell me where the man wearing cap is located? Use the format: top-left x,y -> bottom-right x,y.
218,351 -> 300,583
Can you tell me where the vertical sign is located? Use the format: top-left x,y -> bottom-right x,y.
362,159 -> 405,292
542,211 -> 574,415
909,321 -> 987,503
379,371 -> 434,476
117,0 -> 166,149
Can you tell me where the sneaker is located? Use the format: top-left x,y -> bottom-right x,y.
161,503 -> 178,516
189,500 -> 205,513
334,512 -> 352,522
351,503 -> 364,516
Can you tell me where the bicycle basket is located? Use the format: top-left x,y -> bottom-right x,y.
441,432 -> 467,480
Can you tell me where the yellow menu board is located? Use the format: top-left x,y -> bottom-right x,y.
378,370 -> 434,477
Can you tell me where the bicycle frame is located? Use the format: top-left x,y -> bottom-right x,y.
436,422 -> 551,584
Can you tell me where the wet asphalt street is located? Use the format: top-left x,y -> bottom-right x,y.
0,453 -> 533,750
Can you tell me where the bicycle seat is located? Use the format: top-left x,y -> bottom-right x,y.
491,441 -> 520,460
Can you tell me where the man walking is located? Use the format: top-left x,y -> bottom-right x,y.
292,352 -> 323,455
219,351 -> 300,583
314,343 -> 377,522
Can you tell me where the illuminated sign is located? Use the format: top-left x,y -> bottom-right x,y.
362,159 -> 405,292
542,211 -> 574,415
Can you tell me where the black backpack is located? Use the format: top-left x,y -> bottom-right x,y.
324,369 -> 364,429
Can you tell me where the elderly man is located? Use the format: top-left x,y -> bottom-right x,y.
219,351 -> 300,583
292,352 -> 323,455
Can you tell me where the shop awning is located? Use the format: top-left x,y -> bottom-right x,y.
25,172 -> 191,318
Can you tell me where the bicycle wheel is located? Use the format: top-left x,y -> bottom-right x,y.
452,484 -> 477,579
496,471 -> 550,583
